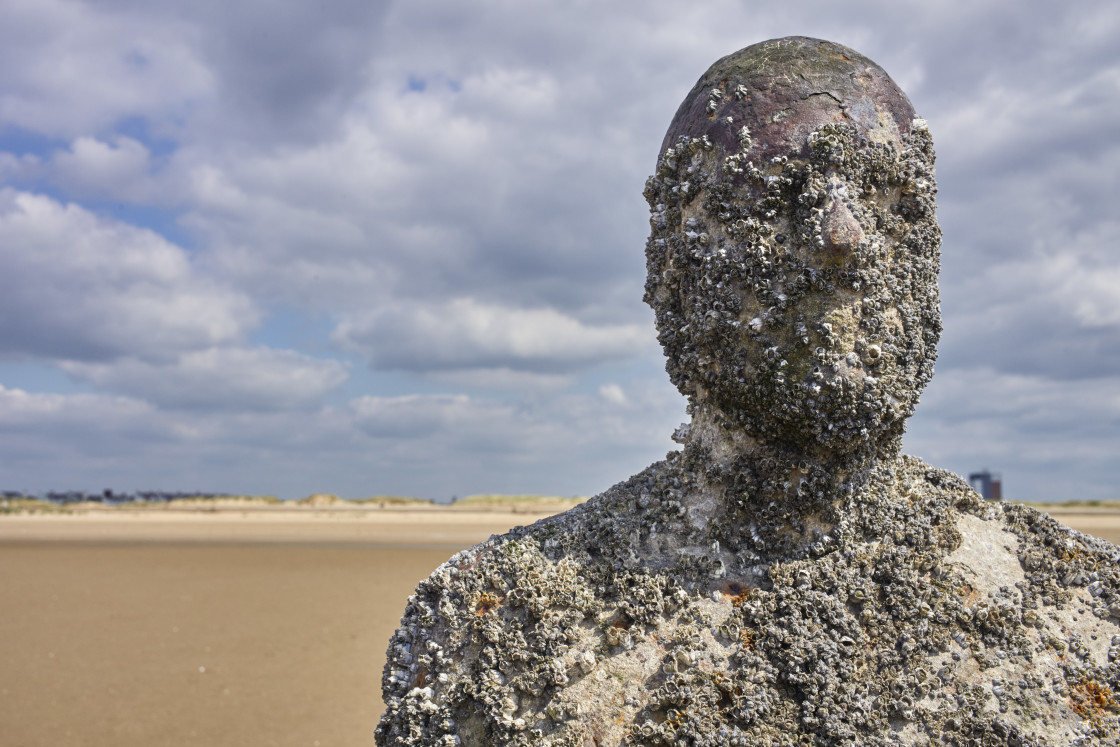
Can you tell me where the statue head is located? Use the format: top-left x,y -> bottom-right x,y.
644,37 -> 941,460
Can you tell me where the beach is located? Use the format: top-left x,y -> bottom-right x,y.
0,501 -> 1116,747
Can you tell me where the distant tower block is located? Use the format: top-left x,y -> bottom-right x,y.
969,470 -> 1003,501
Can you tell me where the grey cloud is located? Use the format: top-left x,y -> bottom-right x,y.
425,368 -> 576,393
0,1 -> 209,137
346,382 -> 683,495
938,245 -> 1120,381
138,0 -> 392,145
333,299 -> 654,373
0,379 -> 684,500
0,384 -> 357,495
350,394 -> 526,445
182,76 -> 654,320
0,189 -> 257,362
905,368 -> 1120,502
0,385 -> 177,489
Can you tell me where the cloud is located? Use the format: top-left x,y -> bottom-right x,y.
425,367 -> 575,392
598,383 -> 628,407
0,377 -> 685,500
0,382 -> 154,429
0,383 -> 360,493
0,0 -> 1117,503
0,0 -> 210,138
50,136 -> 157,201
334,298 -> 653,373
905,368 -> 1120,502
178,76 -> 654,318
0,189 -> 257,362
61,347 -> 348,411
351,393 -> 525,443
0,384 -> 174,487
937,221 -> 1120,381
175,0 -> 392,145
346,381 -> 683,495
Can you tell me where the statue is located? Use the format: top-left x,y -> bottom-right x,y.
376,37 -> 1120,746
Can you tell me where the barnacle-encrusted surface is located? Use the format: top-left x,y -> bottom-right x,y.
376,455 -> 1120,746
376,37 -> 1120,746
644,38 -> 941,462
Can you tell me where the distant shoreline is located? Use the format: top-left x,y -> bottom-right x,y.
0,498 -> 584,546
0,496 -> 1116,547
0,492 -> 589,513
3,493 -> 1114,512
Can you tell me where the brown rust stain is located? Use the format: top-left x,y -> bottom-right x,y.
1070,679 -> 1117,720
474,592 -> 502,615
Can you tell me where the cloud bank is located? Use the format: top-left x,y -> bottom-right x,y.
0,0 -> 1117,501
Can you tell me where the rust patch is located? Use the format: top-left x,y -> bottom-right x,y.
956,583 -> 980,605
723,581 -> 755,607
1070,679 -> 1117,720
474,592 -> 502,615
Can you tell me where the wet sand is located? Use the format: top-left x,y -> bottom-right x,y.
1043,510 -> 1120,546
0,508 -> 549,747
0,505 -> 1115,747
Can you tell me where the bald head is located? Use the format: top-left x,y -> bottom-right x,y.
661,37 -> 916,162
644,38 -> 941,459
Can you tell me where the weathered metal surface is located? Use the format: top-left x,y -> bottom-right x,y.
661,36 -> 916,162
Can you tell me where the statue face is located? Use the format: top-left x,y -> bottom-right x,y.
644,108 -> 941,456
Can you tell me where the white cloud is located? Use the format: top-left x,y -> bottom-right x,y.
334,298 -> 653,373
598,383 -> 628,406
1069,269 -> 1120,328
50,136 -> 157,201
426,367 -> 576,392
0,189 -> 257,361
61,347 -> 348,411
0,382 -> 153,425
351,393 -> 524,442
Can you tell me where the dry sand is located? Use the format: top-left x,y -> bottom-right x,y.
0,503 -> 1116,747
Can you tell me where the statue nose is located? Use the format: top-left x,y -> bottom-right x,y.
821,197 -> 864,257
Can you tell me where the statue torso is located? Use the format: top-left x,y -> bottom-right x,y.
377,454 -> 1120,746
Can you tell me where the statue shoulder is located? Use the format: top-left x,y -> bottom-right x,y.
377,458 -> 684,745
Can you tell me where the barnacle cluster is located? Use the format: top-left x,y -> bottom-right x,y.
645,116 -> 940,460
376,37 -> 1120,746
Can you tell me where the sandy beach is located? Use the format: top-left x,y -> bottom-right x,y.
0,501 -> 1116,747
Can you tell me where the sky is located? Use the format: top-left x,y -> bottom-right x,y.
0,0 -> 1117,503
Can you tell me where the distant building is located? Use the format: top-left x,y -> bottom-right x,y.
968,470 -> 1003,501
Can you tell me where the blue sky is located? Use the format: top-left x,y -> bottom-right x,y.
0,0 -> 1117,502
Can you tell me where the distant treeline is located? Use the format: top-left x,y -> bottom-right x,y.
0,489 -> 251,505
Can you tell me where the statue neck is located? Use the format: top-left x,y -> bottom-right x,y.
677,404 -> 898,559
